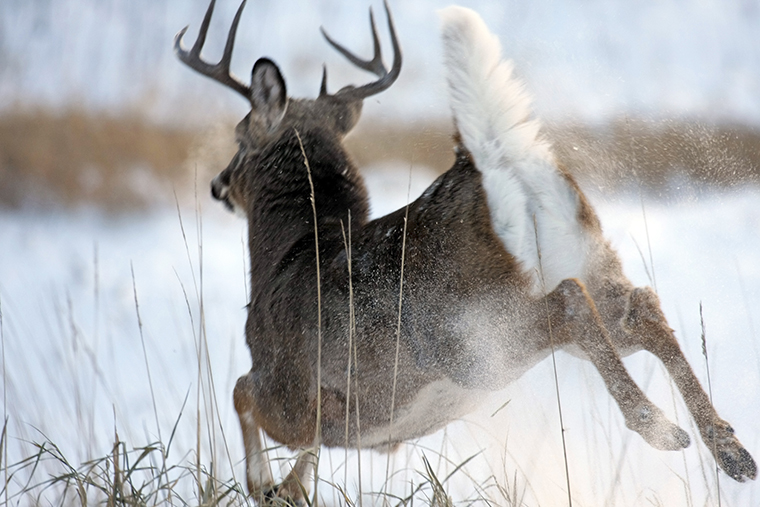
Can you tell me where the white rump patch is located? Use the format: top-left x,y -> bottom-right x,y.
439,7 -> 591,294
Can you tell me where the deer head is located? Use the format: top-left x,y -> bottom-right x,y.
174,0 -> 401,215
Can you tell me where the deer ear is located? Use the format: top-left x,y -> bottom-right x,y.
250,58 -> 287,132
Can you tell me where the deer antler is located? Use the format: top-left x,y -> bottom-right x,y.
174,0 -> 252,102
320,0 -> 402,102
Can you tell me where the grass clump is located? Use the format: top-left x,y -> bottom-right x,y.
3,435 -> 248,506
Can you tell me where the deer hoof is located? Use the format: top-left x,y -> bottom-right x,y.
626,404 -> 690,451
719,446 -> 757,482
707,424 -> 758,482
262,485 -> 307,507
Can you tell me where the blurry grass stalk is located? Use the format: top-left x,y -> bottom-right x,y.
193,176 -> 239,501
630,187 -> 695,505
175,184 -> 239,503
664,364 -> 695,507
734,261 -> 760,385
172,189 -> 206,498
194,175 -> 210,499
351,247 -> 364,505
533,214 -> 573,507
1,296 -> 7,505
92,243 -> 101,465
625,116 -> 657,294
384,163 -> 414,504
393,452 -> 481,506
340,212 -> 365,506
421,455 -> 453,507
296,128 -> 323,506
674,310 -> 716,502
130,262 -> 168,504
495,470 -> 527,507
699,303 -> 721,507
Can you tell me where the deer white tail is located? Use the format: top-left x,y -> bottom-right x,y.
440,6 -> 590,294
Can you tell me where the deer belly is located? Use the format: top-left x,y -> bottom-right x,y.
359,378 -> 486,449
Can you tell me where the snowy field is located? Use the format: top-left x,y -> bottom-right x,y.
1,163 -> 759,505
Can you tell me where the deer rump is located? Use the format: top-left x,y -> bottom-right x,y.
175,0 -> 756,501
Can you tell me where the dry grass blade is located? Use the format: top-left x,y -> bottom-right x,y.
420,455 -> 452,507
176,189 -> 240,501
166,387 -> 192,462
533,215 -> 573,507
495,470 -> 528,507
295,128 -> 323,506
130,262 -> 169,505
699,303 -> 721,507
384,163 -> 414,504
391,452 -> 481,507
0,418 -> 7,504
0,296 -> 6,506
490,400 -> 511,418
339,213 -> 358,501
630,235 -> 655,288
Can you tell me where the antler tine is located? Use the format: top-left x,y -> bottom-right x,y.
320,0 -> 402,101
319,65 -> 329,97
174,0 -> 252,101
321,8 -> 385,78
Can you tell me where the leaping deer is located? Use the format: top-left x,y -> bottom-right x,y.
175,1 -> 757,503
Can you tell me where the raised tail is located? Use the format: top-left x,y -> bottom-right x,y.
439,7 -> 551,167
439,7 -> 592,294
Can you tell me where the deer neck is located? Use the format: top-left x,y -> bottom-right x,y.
246,127 -> 369,296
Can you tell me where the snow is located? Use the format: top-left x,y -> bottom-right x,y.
1,173 -> 759,505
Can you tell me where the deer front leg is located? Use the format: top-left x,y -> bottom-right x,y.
622,287 -> 757,482
264,447 -> 317,507
234,373 -> 320,505
546,279 -> 690,451
234,373 -> 275,501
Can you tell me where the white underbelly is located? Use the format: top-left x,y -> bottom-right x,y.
359,379 -> 487,449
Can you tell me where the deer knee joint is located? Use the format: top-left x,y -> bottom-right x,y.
622,286 -> 663,330
549,278 -> 594,322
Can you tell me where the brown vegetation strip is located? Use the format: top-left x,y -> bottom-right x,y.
0,110 -> 194,209
0,111 -> 758,211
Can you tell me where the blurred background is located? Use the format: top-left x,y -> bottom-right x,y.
1,0 -> 759,505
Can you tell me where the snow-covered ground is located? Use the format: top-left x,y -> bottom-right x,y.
1,164 -> 759,505
1,0 -> 759,127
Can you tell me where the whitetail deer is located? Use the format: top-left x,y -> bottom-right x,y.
175,1 -> 757,503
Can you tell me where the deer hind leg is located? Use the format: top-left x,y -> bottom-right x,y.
545,279 -> 690,451
621,286 -> 757,482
